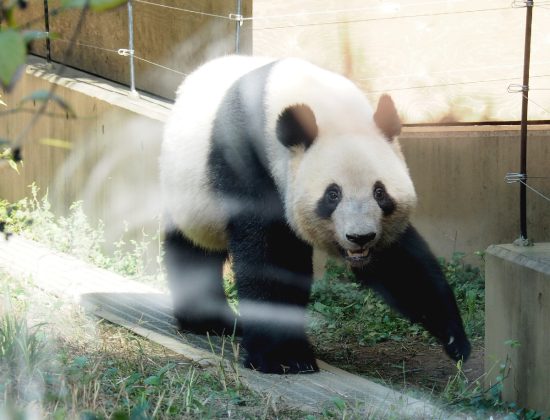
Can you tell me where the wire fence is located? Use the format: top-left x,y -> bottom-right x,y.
33,0 -> 549,123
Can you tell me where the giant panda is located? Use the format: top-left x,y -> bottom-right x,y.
160,55 -> 471,374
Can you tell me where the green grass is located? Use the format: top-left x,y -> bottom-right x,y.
0,272 -> 309,419
0,184 -> 164,289
2,187 -> 546,419
308,254 -> 484,349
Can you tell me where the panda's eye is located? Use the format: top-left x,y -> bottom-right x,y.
325,186 -> 341,204
373,187 -> 385,200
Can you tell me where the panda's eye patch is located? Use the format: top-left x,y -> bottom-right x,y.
373,181 -> 396,216
316,183 -> 342,218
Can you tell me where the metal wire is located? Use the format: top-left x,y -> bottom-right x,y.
132,56 -> 187,76
248,0 -> 475,20
54,39 -> 187,76
505,174 -> 550,203
133,0 -> 235,20
519,180 -> 550,202
523,94 -> 550,116
254,6 -> 511,30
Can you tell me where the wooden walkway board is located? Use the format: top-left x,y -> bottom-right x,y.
0,236 -> 456,418
81,292 -> 449,418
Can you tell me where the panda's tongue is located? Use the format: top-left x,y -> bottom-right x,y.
346,248 -> 370,258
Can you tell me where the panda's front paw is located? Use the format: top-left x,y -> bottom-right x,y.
443,333 -> 471,362
243,337 -> 318,374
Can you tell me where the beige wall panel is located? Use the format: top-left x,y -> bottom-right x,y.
253,0 -> 550,123
401,126 -> 550,257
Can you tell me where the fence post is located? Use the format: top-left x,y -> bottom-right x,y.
235,0 -> 242,53
127,0 -> 139,98
516,0 -> 534,246
43,0 -> 52,64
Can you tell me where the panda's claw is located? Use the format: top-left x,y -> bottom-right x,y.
443,334 -> 471,362
245,354 -> 319,374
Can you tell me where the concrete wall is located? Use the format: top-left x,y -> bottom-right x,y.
1,59 -> 549,260
0,58 -> 168,246
401,126 -> 550,258
485,244 -> 550,414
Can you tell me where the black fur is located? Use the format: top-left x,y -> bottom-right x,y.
206,63 -> 318,373
373,181 -> 396,216
276,104 -> 318,149
353,225 -> 471,362
164,229 -> 240,336
229,218 -> 316,373
316,183 -> 342,219
167,62 -> 468,374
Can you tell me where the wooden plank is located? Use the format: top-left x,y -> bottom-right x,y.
0,236 -> 457,418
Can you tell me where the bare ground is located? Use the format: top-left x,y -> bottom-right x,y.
313,337 -> 484,394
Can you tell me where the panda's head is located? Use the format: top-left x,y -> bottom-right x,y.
277,95 -> 417,268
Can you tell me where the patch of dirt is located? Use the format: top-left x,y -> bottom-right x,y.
314,337 -> 484,393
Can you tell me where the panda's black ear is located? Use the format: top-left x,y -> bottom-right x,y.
373,94 -> 401,141
276,104 -> 318,149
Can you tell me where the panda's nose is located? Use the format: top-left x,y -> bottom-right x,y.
346,232 -> 377,247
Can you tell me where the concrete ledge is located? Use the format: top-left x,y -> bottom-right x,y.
485,243 -> 550,415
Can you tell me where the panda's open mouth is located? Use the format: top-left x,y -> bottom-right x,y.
344,248 -> 371,267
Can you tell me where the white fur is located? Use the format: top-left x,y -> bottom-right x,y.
160,56 -> 274,250
160,56 -> 417,256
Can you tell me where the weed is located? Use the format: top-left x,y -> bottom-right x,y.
309,259 -> 429,349
0,185 -> 165,288
0,272 -> 307,418
439,252 -> 485,340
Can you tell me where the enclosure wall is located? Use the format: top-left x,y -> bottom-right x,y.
485,244 -> 550,414
1,61 -> 549,260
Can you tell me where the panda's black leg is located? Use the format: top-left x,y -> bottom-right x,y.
228,218 -> 317,374
164,229 -> 240,336
353,225 -> 471,362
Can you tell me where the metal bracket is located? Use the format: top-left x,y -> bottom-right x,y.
507,84 -> 529,93
505,172 -> 527,184
229,13 -> 244,25
117,48 -> 134,57
512,0 -> 534,7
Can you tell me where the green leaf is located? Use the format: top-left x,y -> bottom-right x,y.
19,90 -> 77,118
0,30 -> 27,91
61,0 -> 127,11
